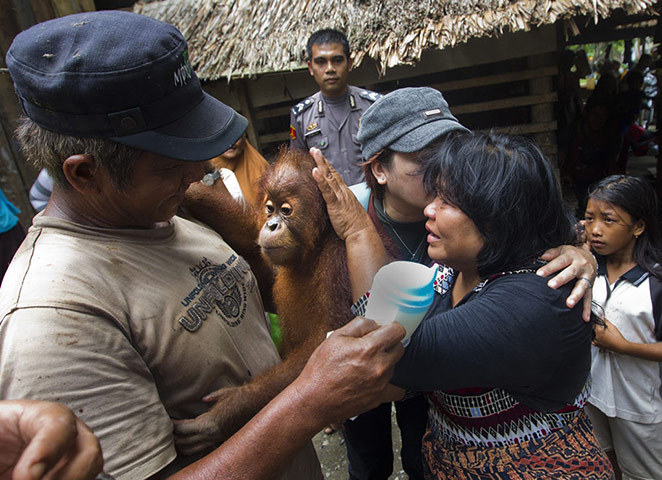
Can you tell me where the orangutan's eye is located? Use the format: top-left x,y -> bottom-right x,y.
280,203 -> 293,216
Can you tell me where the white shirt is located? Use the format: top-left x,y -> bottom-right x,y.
589,261 -> 662,423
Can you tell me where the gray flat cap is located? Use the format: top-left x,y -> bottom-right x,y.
357,87 -> 469,160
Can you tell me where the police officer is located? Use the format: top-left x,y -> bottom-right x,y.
290,29 -> 380,186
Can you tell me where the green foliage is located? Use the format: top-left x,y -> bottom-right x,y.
268,312 -> 283,353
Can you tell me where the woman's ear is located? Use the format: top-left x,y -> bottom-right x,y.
371,162 -> 387,185
61,154 -> 100,194
634,219 -> 646,239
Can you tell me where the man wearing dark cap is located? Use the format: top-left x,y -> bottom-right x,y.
0,11 -> 326,480
289,29 -> 380,186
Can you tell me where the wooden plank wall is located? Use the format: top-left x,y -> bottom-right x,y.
244,52 -> 559,163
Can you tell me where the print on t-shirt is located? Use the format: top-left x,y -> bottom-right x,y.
179,254 -> 254,332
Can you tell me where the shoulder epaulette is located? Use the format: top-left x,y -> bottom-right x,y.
649,273 -> 662,341
291,96 -> 316,117
357,89 -> 382,102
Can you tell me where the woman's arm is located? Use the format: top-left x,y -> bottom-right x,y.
594,319 -> 662,361
310,148 -> 391,300
392,275 -> 588,395
310,147 -> 597,316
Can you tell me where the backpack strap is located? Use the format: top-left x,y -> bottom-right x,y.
649,274 -> 662,341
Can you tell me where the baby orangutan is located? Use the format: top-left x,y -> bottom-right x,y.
175,147 -> 354,456
257,147 -> 353,356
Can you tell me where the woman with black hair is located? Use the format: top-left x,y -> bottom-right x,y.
340,87 -> 599,480
312,131 -> 613,479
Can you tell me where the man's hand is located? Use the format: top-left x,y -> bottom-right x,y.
290,317 -> 406,425
173,318 -> 405,455
537,245 -> 597,321
0,400 -> 103,480
310,148 -> 373,241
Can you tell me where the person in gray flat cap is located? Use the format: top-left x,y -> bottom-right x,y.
0,11 -> 406,480
331,87 -> 599,480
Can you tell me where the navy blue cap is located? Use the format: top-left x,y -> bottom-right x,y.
358,87 -> 469,160
6,11 -> 247,161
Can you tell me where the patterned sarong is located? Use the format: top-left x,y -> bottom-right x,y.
422,410 -> 614,479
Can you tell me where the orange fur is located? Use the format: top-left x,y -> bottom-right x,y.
258,148 -> 352,357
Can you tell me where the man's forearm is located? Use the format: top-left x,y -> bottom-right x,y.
170,381 -> 322,480
169,318 -> 406,480
205,336 -> 318,442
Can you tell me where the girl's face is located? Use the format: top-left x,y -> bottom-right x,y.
584,198 -> 645,257
424,195 -> 485,272
372,152 -> 433,222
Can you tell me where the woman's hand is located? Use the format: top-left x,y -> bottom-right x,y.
536,245 -> 597,321
310,148 -> 391,298
310,148 -> 373,241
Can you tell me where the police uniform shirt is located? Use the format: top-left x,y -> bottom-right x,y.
289,85 -> 381,186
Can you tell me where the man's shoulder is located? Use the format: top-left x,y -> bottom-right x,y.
291,92 -> 321,117
349,85 -> 382,104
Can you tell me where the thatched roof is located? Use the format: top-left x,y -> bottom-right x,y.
134,0 -> 657,81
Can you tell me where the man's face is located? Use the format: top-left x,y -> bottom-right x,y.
100,152 -> 205,228
307,42 -> 351,97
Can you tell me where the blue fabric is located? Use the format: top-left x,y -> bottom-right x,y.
349,182 -> 371,211
0,188 -> 19,234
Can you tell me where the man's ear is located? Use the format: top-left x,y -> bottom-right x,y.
348,56 -> 353,70
62,154 -> 100,194
307,60 -> 314,76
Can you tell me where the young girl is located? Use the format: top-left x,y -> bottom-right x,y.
584,175 -> 662,480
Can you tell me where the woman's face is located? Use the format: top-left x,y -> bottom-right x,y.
220,134 -> 247,161
373,151 -> 433,222
424,196 -> 485,272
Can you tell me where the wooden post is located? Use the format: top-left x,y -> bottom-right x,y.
236,79 -> 261,154
29,0 -> 56,23
528,53 -> 558,169
0,0 -> 38,227
50,0 -> 95,17
0,0 -> 96,229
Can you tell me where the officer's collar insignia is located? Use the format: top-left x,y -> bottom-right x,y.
317,100 -> 324,115
349,94 -> 356,109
